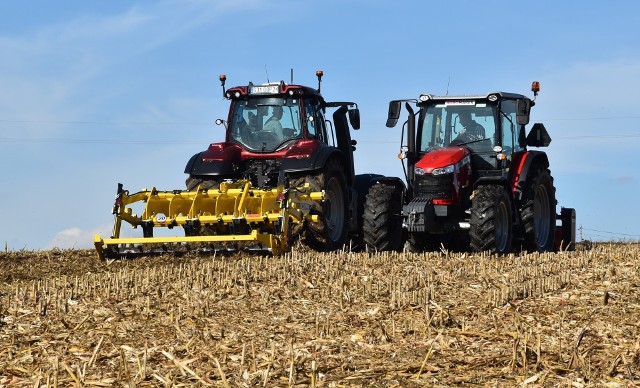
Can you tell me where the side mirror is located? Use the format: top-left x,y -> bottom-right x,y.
516,99 -> 531,125
526,123 -> 552,147
348,108 -> 360,130
386,100 -> 402,128
215,119 -> 224,126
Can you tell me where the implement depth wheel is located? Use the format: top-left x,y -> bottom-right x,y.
470,185 -> 513,254
520,167 -> 556,252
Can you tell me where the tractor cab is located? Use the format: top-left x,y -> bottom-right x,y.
223,81 -> 332,153
389,91 -> 539,198
414,93 -> 531,175
185,72 -> 361,189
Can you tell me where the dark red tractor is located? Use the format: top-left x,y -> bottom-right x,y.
362,82 -> 576,253
183,71 -> 370,251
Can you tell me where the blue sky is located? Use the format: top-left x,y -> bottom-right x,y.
1,0 -> 639,250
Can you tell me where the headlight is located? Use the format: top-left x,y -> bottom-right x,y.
414,167 -> 426,175
431,164 -> 455,176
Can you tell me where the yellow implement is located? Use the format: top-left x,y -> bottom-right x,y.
94,180 -> 324,259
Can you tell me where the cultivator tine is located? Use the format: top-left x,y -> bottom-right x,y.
94,180 -> 324,259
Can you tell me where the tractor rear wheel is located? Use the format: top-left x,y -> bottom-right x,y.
292,158 -> 348,251
362,183 -> 404,252
470,185 -> 513,254
520,167 -> 556,252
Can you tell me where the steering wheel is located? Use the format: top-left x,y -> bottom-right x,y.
254,130 -> 279,144
450,132 -> 475,146
282,127 -> 299,138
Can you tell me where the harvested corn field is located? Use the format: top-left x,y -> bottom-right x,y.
1,243 -> 639,386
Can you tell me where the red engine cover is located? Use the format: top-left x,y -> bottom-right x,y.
415,147 -> 469,172
414,147 -> 472,205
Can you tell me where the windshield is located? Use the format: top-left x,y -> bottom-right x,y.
417,102 -> 497,153
229,97 -> 302,152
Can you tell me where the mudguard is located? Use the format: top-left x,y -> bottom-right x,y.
279,146 -> 347,180
184,151 -> 238,177
512,150 -> 549,200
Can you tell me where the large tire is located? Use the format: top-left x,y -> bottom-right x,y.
520,167 -> 556,252
186,176 -> 220,191
362,183 -> 404,252
470,185 -> 513,254
292,158 -> 348,251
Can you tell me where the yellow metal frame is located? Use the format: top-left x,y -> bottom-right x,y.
94,180 -> 323,258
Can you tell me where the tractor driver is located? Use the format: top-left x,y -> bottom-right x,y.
453,111 -> 486,144
263,106 -> 285,143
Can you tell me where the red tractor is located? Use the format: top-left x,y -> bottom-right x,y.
183,71 -> 368,251
362,82 -> 576,253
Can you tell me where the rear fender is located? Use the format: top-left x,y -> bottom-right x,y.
511,151 -> 549,201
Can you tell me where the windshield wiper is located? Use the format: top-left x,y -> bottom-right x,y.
451,137 -> 489,147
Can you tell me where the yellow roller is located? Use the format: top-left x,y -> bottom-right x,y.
94,180 -> 324,259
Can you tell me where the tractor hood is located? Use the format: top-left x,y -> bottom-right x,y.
415,147 -> 469,173
201,140 -> 321,162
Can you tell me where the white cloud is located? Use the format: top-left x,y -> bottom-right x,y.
44,224 -> 112,250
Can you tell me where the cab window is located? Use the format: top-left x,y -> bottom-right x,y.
500,100 -> 519,153
304,99 -> 328,143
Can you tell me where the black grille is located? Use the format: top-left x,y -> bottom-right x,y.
413,174 -> 453,200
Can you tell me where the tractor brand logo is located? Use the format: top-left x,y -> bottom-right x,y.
155,213 -> 167,223
445,101 -> 475,106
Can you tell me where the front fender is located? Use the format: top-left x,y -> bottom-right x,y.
184,151 -> 238,177
280,146 -> 347,179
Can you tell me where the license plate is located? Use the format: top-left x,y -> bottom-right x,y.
445,101 -> 475,106
250,85 -> 279,94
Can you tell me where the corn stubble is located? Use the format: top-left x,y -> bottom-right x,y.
0,243 -> 639,386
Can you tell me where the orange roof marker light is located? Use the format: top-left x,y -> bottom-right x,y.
219,74 -> 227,97
316,70 -> 324,93
531,81 -> 540,97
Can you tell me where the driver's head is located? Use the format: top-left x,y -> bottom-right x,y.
272,106 -> 283,118
459,112 -> 472,126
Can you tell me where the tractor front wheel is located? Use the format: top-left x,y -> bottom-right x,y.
186,177 -> 220,191
470,185 -> 513,254
293,158 -> 348,251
